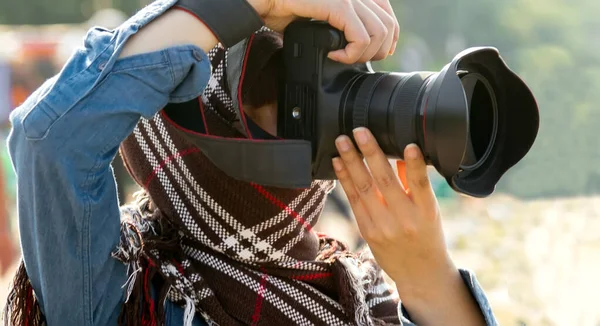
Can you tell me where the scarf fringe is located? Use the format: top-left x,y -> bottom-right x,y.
115,191 -> 187,326
183,296 -> 196,326
338,257 -> 372,325
117,259 -> 168,326
335,255 -> 390,326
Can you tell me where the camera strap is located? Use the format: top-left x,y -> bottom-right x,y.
175,0 -> 264,48
162,100 -> 314,190
163,108 -> 314,189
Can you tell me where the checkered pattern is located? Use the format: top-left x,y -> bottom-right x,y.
116,36 -> 402,325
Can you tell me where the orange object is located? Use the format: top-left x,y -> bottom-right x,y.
396,160 -> 411,195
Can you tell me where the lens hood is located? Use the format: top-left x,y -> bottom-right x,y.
423,47 -> 539,197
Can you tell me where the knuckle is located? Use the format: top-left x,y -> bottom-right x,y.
387,24 -> 396,38
359,55 -> 371,64
346,192 -> 362,207
382,14 -> 394,28
425,211 -> 440,223
379,24 -> 389,37
414,175 -> 431,189
401,225 -> 418,241
356,35 -> 371,47
371,24 -> 387,41
372,51 -> 387,61
356,179 -> 375,194
375,173 -> 396,189
337,174 -> 351,185
381,228 -> 396,242
361,228 -> 377,242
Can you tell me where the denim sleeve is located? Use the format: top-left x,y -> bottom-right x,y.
398,269 -> 498,325
457,269 -> 498,325
7,0 -> 211,325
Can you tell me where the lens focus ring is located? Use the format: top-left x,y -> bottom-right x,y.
352,73 -> 387,128
391,73 -> 427,151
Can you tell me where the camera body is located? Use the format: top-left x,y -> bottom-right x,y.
278,21 -> 375,180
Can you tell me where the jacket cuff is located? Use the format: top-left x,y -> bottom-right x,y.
458,269 -> 498,326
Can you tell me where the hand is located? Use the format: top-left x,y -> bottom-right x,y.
247,0 -> 400,63
332,127 -> 452,298
332,127 -> 486,326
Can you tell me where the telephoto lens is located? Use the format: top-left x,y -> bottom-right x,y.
337,47 -> 538,197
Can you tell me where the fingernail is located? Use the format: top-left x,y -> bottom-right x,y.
353,127 -> 369,145
406,144 -> 419,160
335,136 -> 351,152
332,158 -> 343,172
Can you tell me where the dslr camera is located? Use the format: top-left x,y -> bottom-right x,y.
278,20 -> 539,197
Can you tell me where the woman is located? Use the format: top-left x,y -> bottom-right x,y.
4,0 -> 496,325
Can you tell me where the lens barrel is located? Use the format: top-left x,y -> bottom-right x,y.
341,47 -> 538,197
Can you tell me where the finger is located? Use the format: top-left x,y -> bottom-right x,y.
335,135 -> 389,219
360,0 -> 395,60
404,144 -> 437,209
325,0 -> 371,63
371,0 -> 400,54
284,0 -> 370,63
350,0 -> 388,62
332,157 -> 374,233
352,127 -> 411,207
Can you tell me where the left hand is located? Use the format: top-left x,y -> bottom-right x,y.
332,127 -> 485,325
253,0 -> 400,63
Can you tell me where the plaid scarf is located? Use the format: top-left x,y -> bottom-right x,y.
3,31 -> 403,326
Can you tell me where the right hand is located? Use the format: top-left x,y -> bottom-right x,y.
247,0 -> 400,64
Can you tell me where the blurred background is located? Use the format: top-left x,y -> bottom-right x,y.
0,0 -> 600,325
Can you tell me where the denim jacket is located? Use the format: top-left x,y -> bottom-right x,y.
7,0 -> 497,325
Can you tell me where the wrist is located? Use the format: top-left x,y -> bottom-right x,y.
391,258 -> 462,305
396,267 -> 463,304
396,268 -> 486,326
